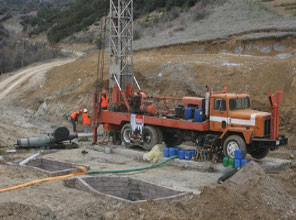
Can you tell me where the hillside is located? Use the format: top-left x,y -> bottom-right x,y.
26,0 -> 204,43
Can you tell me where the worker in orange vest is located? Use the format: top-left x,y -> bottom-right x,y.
70,109 -> 82,132
101,90 -> 109,110
82,109 -> 91,133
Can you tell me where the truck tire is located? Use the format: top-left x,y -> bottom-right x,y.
250,148 -> 269,159
121,124 -> 132,147
142,126 -> 159,151
155,127 -> 163,144
164,132 -> 183,147
223,135 -> 247,159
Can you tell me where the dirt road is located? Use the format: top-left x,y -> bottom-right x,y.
0,58 -> 76,147
0,59 -> 75,100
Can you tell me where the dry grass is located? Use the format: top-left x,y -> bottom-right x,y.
262,0 -> 296,15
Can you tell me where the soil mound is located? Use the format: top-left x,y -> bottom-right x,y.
108,161 -> 296,220
0,202 -> 57,220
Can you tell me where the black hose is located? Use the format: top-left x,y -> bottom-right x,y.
217,167 -> 239,184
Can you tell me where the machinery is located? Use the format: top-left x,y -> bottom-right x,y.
93,0 -> 288,160
17,127 -> 78,149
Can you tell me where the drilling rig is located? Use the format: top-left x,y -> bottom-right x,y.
93,0 -> 288,160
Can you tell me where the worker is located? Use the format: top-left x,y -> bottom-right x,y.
82,109 -> 91,133
70,109 -> 83,132
101,90 -> 109,110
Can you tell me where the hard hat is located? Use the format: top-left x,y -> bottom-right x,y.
103,90 -> 107,95
84,109 -> 88,113
79,109 -> 83,113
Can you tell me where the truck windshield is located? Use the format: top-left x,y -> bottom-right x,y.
229,97 -> 250,110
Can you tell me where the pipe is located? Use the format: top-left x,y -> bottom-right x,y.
17,127 -> 77,148
133,76 -> 141,91
17,136 -> 55,148
86,156 -> 178,175
205,91 -> 210,118
78,133 -> 103,138
19,153 -> 40,166
113,75 -> 122,91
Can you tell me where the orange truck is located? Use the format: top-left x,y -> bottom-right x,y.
94,85 -> 288,160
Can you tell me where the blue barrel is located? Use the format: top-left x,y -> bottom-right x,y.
185,151 -> 192,160
175,148 -> 180,155
191,150 -> 196,157
163,148 -> 169,157
169,147 -> 176,157
241,159 -> 249,167
234,149 -> 244,160
234,159 -> 241,168
184,108 -> 192,120
194,109 -> 203,122
179,150 -> 185,160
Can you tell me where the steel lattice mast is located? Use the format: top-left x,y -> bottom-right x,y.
109,0 -> 134,91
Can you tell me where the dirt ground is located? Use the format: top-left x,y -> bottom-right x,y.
0,148 -> 295,220
1,18 -> 296,219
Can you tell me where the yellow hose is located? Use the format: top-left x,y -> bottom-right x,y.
0,166 -> 87,193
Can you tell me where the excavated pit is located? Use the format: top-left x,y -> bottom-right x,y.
65,176 -> 191,203
23,158 -> 90,177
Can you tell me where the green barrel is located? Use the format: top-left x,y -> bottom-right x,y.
228,158 -> 235,168
223,157 -> 229,167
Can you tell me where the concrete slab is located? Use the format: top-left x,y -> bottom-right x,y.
89,144 -> 292,173
254,157 -> 292,173
65,176 -> 192,204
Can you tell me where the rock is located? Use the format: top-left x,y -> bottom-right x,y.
290,153 -> 295,159
0,155 -> 3,161
276,53 -> 293,59
273,44 -> 286,52
259,46 -> 271,54
246,43 -> 253,51
195,46 -> 206,53
234,46 -> 243,54
36,102 -> 48,116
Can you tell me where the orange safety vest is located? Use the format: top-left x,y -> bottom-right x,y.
82,113 -> 90,126
101,96 -> 109,109
71,111 -> 80,120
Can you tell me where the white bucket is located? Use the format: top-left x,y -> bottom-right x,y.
104,147 -> 112,154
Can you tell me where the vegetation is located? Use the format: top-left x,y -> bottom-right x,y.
134,0 -> 198,18
0,39 -> 65,73
26,0 -> 200,43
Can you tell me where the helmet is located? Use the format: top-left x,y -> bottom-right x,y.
103,90 -> 107,95
79,109 -> 83,113
84,109 -> 88,113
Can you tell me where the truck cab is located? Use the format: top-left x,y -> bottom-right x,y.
209,93 -> 287,159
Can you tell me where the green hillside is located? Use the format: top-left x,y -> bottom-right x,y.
28,0 -> 202,43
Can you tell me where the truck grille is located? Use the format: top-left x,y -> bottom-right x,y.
264,118 -> 271,136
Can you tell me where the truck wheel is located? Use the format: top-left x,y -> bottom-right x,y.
223,135 -> 247,159
164,132 -> 183,147
142,126 -> 159,151
250,148 -> 269,159
155,127 -> 163,144
121,124 -> 132,147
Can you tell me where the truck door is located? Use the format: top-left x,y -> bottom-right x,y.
210,98 -> 228,132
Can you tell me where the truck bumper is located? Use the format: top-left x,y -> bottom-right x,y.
252,136 -> 288,148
